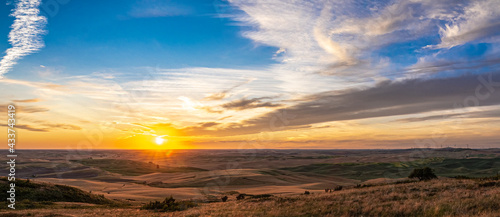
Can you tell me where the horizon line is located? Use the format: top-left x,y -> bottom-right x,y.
9,147 -> 499,151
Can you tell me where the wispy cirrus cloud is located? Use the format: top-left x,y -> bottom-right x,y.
0,0 -> 47,77
0,78 -> 66,93
0,122 -> 81,132
12,98 -> 41,103
394,108 -> 500,123
433,0 -> 500,49
203,78 -> 255,101
0,124 -> 48,132
209,71 -> 500,136
220,97 -> 281,111
0,104 -> 48,113
228,0 -> 500,85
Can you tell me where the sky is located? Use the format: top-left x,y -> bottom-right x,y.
0,0 -> 499,150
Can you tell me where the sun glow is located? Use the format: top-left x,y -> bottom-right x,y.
155,136 -> 166,145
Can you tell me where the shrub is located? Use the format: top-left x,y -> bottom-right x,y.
221,196 -> 228,202
408,167 -> 437,181
142,196 -> 197,212
236,194 -> 246,200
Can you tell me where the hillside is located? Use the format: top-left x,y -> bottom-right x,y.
1,177 -> 499,216
173,178 -> 500,217
0,177 -> 120,209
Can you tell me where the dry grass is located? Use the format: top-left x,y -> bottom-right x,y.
172,178 -> 500,217
2,178 -> 499,217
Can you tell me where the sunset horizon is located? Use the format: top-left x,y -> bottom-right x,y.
1,0 -> 500,149
1,1 -> 500,214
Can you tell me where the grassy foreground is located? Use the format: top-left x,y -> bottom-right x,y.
176,178 -> 500,217
1,178 -> 499,216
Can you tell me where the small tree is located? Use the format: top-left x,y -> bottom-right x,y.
409,167 -> 437,181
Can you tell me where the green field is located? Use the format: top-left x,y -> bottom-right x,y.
281,158 -> 500,181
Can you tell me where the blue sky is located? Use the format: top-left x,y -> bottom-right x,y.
0,0 -> 278,80
1,0 -> 500,149
1,0 -> 498,80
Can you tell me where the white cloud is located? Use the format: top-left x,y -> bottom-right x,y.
0,0 -> 47,77
1,0 -> 499,143
18,67 -> 283,126
434,0 -> 500,49
227,0 -> 364,95
227,0 -> 500,90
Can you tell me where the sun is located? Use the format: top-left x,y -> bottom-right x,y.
155,136 -> 166,145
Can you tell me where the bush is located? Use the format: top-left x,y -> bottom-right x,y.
142,196 -> 197,212
408,167 -> 437,181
